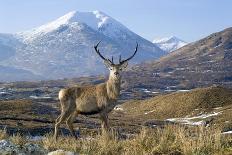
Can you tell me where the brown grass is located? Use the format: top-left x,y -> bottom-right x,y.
9,133 -> 28,146
42,126 -> 232,155
0,128 -> 8,140
0,125 -> 231,154
123,86 -> 232,118
121,86 -> 232,131
0,99 -> 32,113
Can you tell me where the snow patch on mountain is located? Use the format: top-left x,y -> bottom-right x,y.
17,10 -> 118,42
0,10 -> 166,81
153,36 -> 187,52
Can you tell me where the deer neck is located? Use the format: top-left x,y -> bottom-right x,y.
106,76 -> 121,100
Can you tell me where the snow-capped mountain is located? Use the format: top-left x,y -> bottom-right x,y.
0,11 -> 166,81
153,36 -> 187,52
0,33 -> 19,61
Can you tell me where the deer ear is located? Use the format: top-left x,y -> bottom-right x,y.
120,61 -> 128,69
104,60 -> 112,68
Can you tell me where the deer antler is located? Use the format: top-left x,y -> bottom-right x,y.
94,41 -> 114,64
119,42 -> 138,64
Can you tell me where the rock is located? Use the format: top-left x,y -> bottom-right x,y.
0,139 -> 22,155
48,149 -> 77,155
24,143 -> 47,155
0,139 -> 47,155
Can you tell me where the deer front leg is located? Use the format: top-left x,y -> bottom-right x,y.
66,111 -> 77,139
100,113 -> 109,133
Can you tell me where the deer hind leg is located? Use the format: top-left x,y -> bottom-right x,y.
100,113 -> 109,133
66,111 -> 77,139
54,100 -> 75,140
55,114 -> 61,124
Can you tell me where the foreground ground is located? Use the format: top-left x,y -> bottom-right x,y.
0,125 -> 232,155
0,85 -> 232,154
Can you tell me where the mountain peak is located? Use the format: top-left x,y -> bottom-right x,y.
17,10 -> 114,41
153,36 -> 184,43
153,36 -> 187,52
2,10 -> 165,81
62,10 -> 111,30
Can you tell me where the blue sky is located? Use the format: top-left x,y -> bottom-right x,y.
0,0 -> 231,42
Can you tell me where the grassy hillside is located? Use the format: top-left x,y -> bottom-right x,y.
121,86 -> 232,130
124,27 -> 232,92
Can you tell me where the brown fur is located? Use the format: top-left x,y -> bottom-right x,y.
54,68 -> 122,139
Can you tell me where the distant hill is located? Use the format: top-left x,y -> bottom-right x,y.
124,27 -> 232,93
153,36 -> 187,52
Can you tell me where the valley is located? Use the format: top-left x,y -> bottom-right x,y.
0,85 -> 231,137
0,9 -> 232,155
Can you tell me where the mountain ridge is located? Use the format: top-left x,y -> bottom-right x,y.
0,10 -> 166,81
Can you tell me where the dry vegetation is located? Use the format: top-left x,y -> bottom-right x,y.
121,86 -> 232,130
0,86 -> 232,154
1,126 -> 232,155
0,128 -> 8,140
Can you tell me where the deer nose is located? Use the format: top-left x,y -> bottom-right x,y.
114,72 -> 119,75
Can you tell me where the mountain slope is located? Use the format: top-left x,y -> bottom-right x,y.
0,33 -> 20,61
124,27 -> 232,92
153,36 -> 187,52
121,86 -> 232,130
0,11 -> 165,81
4,23 -> 117,78
0,65 -> 43,82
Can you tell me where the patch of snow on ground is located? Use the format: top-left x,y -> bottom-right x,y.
114,106 -> 123,111
48,150 -> 75,155
191,121 -> 205,126
188,58 -> 196,60
176,68 -> 185,71
177,90 -> 190,92
152,92 -> 159,94
164,90 -> 176,92
167,112 -> 221,126
145,110 -> 155,115
214,107 -> 222,110
214,44 -> 222,48
141,88 -> 151,93
222,130 -> 232,134
188,112 -> 221,119
29,96 -> 52,99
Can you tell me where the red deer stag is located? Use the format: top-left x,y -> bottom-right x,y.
54,42 -> 138,139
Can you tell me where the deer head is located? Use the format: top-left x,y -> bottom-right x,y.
94,41 -> 138,80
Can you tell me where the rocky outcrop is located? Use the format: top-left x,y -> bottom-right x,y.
0,139 -> 47,155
